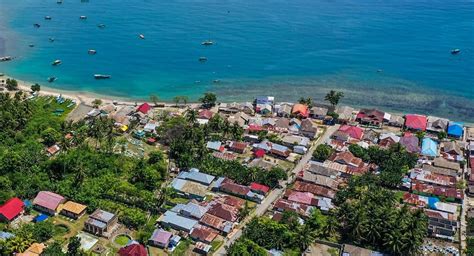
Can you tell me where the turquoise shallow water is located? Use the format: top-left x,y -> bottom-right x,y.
0,0 -> 473,120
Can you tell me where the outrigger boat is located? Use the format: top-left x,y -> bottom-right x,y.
0,56 -> 13,62
451,49 -> 461,55
48,77 -> 57,83
94,74 -> 111,79
88,49 -> 97,55
52,59 -> 62,66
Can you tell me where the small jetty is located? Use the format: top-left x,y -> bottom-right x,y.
94,74 -> 111,79
79,16 -> 87,20
451,49 -> 460,55
201,40 -> 214,46
0,56 -> 13,62
52,60 -> 62,66
48,77 -> 57,83
88,49 -> 97,55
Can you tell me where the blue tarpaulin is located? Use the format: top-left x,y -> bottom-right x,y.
428,197 -> 440,209
34,214 -> 49,222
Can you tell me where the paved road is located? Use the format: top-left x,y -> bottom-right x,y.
214,124 -> 339,255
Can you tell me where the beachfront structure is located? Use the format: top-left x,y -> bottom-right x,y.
426,116 -> 449,133
136,103 -> 151,115
399,134 -> 420,153
60,201 -> 87,219
310,106 -> 328,119
84,209 -> 118,237
277,103 -> 293,117
300,119 -> 318,138
356,108 -> 384,127
292,104 -> 309,118
149,229 -> 172,248
335,106 -> 354,123
447,122 -> 463,139
33,191 -> 66,215
405,114 -> 427,131
0,197 -> 24,222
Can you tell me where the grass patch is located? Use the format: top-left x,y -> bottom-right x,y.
53,224 -> 70,236
394,191 -> 405,202
210,239 -> 224,252
168,196 -> 189,205
171,239 -> 191,256
114,235 -> 131,246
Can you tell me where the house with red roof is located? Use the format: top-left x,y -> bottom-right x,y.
249,182 -> 270,195
273,199 -> 314,217
33,191 -> 65,215
292,104 -> 309,118
207,203 -> 239,222
220,182 -> 250,198
337,125 -> 364,140
0,197 -> 24,222
229,141 -> 248,154
285,190 -> 317,206
405,114 -> 427,131
190,225 -> 218,244
254,149 -> 266,158
118,242 -> 147,256
199,109 -> 214,120
356,109 -> 385,127
136,103 -> 151,115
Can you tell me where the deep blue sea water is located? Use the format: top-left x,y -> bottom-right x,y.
0,0 -> 473,120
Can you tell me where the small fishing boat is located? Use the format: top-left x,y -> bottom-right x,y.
0,56 -> 13,62
47,77 -> 57,83
88,49 -> 97,55
198,57 -> 208,62
52,59 -> 62,66
451,49 -> 460,55
201,40 -> 214,46
97,24 -> 106,28
79,16 -> 87,20
377,69 -> 383,73
45,16 -> 52,20
29,44 -> 35,47
33,23 -> 41,28
49,37 -> 55,42
213,79 -> 220,83
57,0 -> 63,4
94,74 -> 111,79
139,34 -> 145,39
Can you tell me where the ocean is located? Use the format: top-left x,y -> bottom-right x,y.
0,0 -> 473,120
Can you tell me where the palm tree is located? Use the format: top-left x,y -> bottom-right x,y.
186,109 -> 198,124
324,90 -> 344,107
173,96 -> 180,107
150,94 -> 159,106
296,225 -> 315,251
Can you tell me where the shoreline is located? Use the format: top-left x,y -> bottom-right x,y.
2,73 -> 473,126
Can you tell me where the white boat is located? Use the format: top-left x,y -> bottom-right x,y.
79,16 -> 87,20
88,49 -> 97,55
139,34 -> 145,39
451,49 -> 461,55
45,16 -> 52,20
94,74 -> 111,79
0,56 -> 13,62
52,59 -> 62,66
201,40 -> 214,46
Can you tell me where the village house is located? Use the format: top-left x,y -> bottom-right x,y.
0,197 -> 24,222
136,103 -> 151,115
207,203 -> 239,222
425,209 -> 458,240
227,112 -> 250,127
190,225 -> 218,244
362,129 -> 379,144
218,102 -> 241,114
441,141 -> 463,161
17,243 -> 45,256
329,151 -> 368,176
219,180 -> 264,203
240,102 -> 255,115
356,108 -> 385,127
292,104 -> 309,118
200,213 -> 234,234
300,119 -> 318,138
159,211 -> 198,233
336,125 -> 364,140
403,193 -> 457,214
421,138 -> 439,158
171,178 -> 208,201
33,191 -> 66,215
177,168 -> 215,186
426,116 -> 449,134
84,209 -> 118,237
206,141 -> 224,152
335,106 -> 355,123
293,180 -> 336,199
306,161 -> 339,179
405,114 -> 427,131
274,117 -> 290,132
378,132 -> 400,148
467,127 -> 474,141
285,190 -> 318,206
60,201 -> 87,219
228,141 -> 248,154
273,199 -> 314,217
399,134 -> 420,153
310,106 -> 328,120
118,242 -> 147,256
422,164 -> 458,178
149,229 -> 172,248
194,241 -> 212,255
171,201 -> 208,220
249,182 -> 270,195
297,170 -> 339,190
212,151 -> 237,161
277,103 -> 293,118
248,158 -> 276,170
281,134 -> 310,148
447,122 -> 463,139
388,114 -> 405,127
410,169 -> 456,187
412,181 -> 463,203
433,157 -> 461,173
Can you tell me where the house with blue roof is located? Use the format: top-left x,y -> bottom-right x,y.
421,138 -> 438,158
447,122 -> 463,139
158,211 -> 198,233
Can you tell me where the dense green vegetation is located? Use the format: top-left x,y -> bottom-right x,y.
334,174 -> 428,255
0,92 -> 167,233
312,144 -> 334,162
160,113 -> 287,188
348,143 -> 418,187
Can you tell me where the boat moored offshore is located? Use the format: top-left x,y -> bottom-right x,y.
0,56 -> 13,62
52,60 -> 62,66
48,77 -> 58,83
79,16 -> 87,20
201,40 -> 214,46
451,49 -> 460,55
94,74 -> 111,79
88,49 -> 97,55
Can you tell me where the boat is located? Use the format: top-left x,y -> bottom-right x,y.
49,38 -> 55,42
0,56 -> 13,62
29,44 -> 35,47
213,79 -> 220,83
201,40 -> 214,46
33,23 -> 41,28
94,74 -> 111,79
377,69 -> 383,73
451,49 -> 460,55
52,59 -> 62,66
0,73 -> 4,76
139,34 -> 145,39
57,0 -> 63,4
45,16 -> 52,20
79,16 -> 87,20
198,57 -> 208,62
88,49 -> 97,55
97,24 -> 106,28
47,77 -> 57,83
